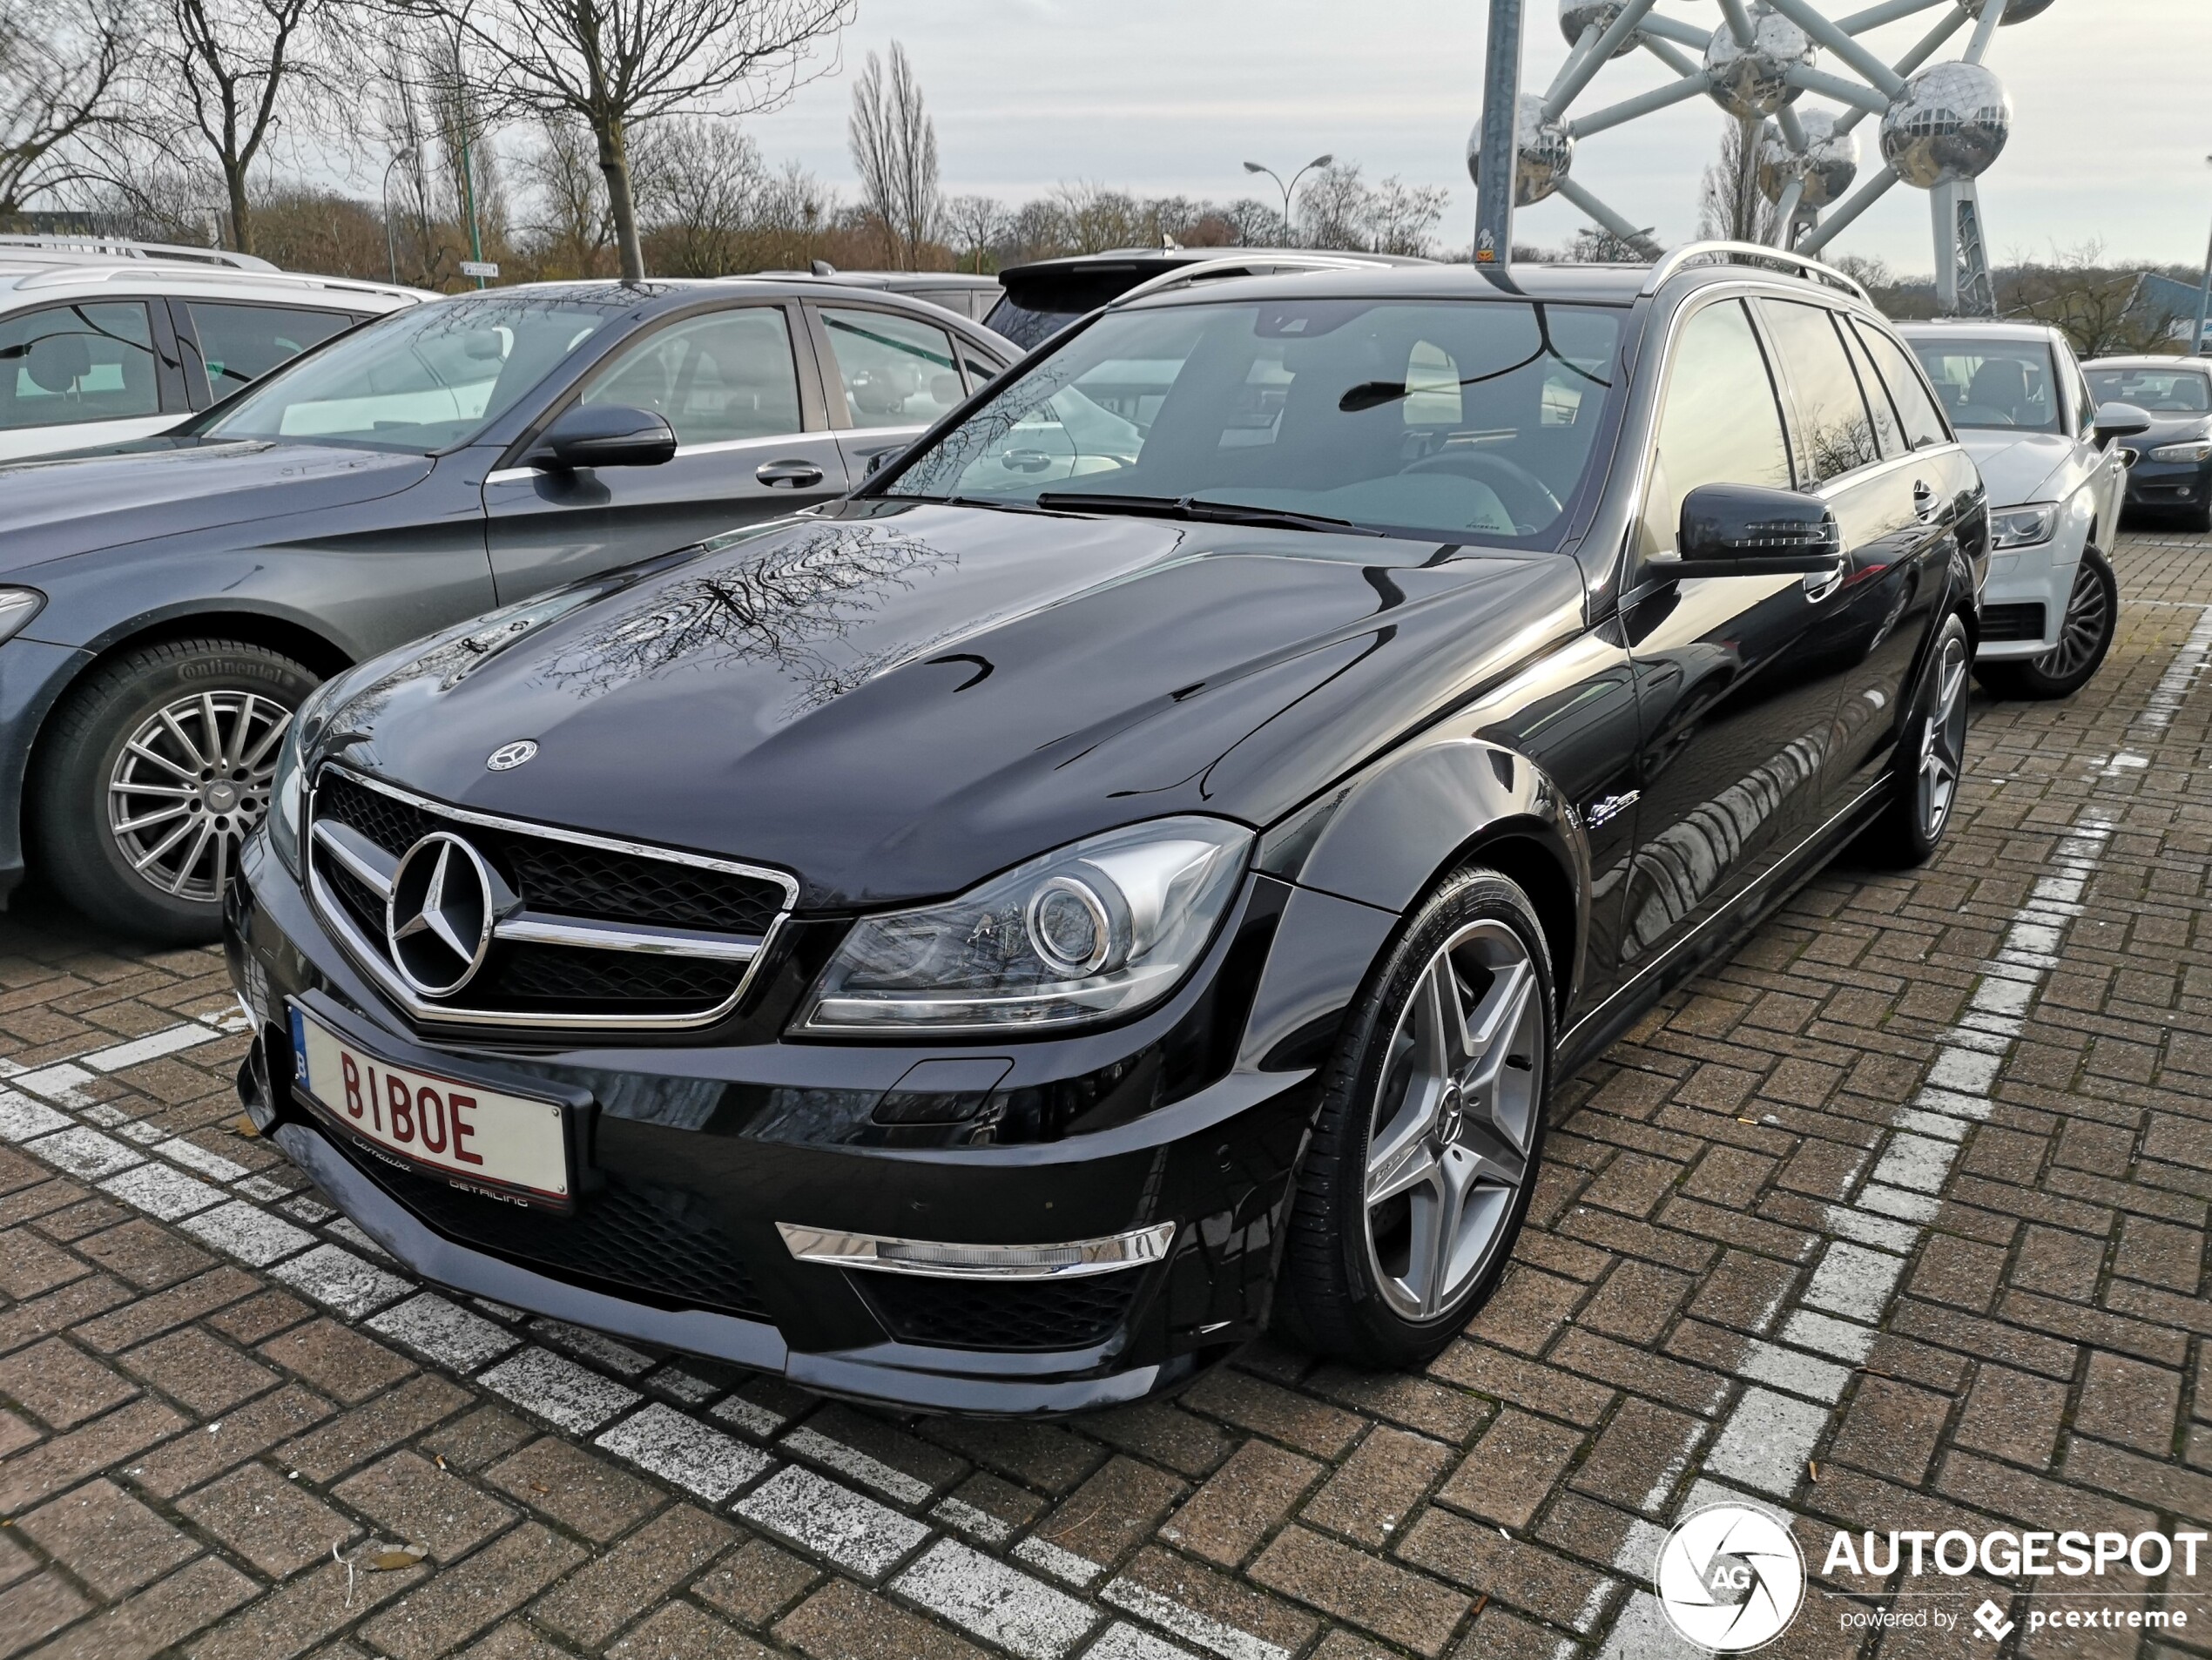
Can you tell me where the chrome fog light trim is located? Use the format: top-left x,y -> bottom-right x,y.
776,1219 -> 1176,1279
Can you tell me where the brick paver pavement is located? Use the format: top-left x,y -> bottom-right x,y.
0,529 -> 2207,1660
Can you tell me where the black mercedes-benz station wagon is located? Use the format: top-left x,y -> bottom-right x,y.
227,244 -> 1986,1413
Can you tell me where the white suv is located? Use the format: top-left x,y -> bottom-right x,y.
0,237 -> 426,463
1898,320 -> 2134,698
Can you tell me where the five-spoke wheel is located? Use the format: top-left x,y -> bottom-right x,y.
1362,919 -> 1542,1321
1279,868 -> 1554,1367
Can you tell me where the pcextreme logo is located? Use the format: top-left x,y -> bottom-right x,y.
1656,1504 -> 1806,1651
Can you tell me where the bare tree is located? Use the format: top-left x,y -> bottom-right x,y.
845,40 -> 935,269
515,111 -> 611,277
0,0 -> 140,214
633,116 -> 765,275
1696,113 -> 1778,246
2004,241 -> 2177,359
941,192 -> 1002,273
156,0 -> 337,254
400,0 -> 849,282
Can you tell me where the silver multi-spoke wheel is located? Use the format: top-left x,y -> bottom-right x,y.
1916,633 -> 1969,841
107,691 -> 292,901
1362,918 -> 1543,1322
2033,557 -> 2112,682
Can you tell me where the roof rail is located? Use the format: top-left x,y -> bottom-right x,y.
1109,253 -> 1379,307
0,233 -> 279,271
1638,240 -> 1870,305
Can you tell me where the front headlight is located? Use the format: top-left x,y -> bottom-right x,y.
2148,439 -> 2212,464
797,817 -> 1251,1035
0,590 -> 43,644
1990,506 -> 2057,551
267,679 -> 339,877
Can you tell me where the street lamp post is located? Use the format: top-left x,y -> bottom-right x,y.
381,147 -> 415,287
1242,154 -> 1334,245
2194,153 -> 2212,358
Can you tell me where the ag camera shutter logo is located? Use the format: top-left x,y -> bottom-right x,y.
1656,1503 -> 1807,1651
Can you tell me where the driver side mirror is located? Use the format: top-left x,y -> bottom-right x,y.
527,404 -> 678,471
2093,400 -> 2151,449
1654,483 -> 1843,579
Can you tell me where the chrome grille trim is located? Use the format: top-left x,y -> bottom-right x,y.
307,763 -> 794,1032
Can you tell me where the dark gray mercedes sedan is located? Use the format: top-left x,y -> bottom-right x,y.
0,279 -> 1014,940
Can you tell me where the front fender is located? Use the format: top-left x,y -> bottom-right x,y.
1254,734 -> 1592,1007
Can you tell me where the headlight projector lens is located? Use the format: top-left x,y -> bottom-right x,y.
1026,876 -> 1118,975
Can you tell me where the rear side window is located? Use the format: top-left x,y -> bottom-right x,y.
821,307 -> 965,428
1638,298 -> 1794,559
1854,323 -> 1952,451
1838,324 -> 1905,458
579,307 -> 802,446
187,302 -> 352,395
0,301 -> 160,430
1758,300 -> 1880,483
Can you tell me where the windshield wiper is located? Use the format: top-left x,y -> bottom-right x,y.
890,492 -> 1055,515
1033,492 -> 1383,536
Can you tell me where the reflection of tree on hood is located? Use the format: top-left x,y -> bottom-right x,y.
533,523 -> 954,712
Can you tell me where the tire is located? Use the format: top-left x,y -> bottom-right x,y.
1276,867 -> 1553,1369
2187,495 -> 2212,535
1859,611 -> 1972,869
1974,546 -> 2117,701
30,638 -> 316,944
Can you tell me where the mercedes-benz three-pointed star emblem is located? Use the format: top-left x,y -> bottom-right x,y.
386,833 -> 499,996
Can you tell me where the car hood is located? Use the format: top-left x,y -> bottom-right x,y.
1954,429 -> 2076,509
317,501 -> 1582,908
2130,410 -> 2212,448
0,439 -> 431,568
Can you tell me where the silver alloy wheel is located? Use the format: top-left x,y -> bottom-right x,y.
1361,918 -> 1543,1321
2033,557 -> 2110,680
1917,633 -> 1970,840
107,691 -> 292,902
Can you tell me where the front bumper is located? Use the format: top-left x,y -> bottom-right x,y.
2123,455 -> 2212,516
226,838 -> 1327,1414
1974,535 -> 2080,662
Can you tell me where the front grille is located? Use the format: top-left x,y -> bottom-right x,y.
348,1144 -> 770,1320
1981,603 -> 2046,644
307,767 -> 795,1030
854,1272 -> 1143,1351
315,773 -> 784,935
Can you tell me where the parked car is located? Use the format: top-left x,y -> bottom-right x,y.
0,279 -> 1016,940
1900,321 -> 2141,698
985,246 -> 1433,348
752,265 -> 1003,323
0,235 -> 425,463
226,244 -> 1986,1413
2082,354 -> 2212,531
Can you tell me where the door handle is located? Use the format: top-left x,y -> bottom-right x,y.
756,460 -> 825,489
1912,480 -> 1939,524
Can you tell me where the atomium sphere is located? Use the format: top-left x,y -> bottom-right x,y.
1962,0 -> 2056,20
1466,95 -> 1575,206
1755,111 -> 1858,207
1560,0 -> 1638,58
1880,60 -> 2011,187
1703,4 -> 1816,119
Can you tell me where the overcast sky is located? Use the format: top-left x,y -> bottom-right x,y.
752,0 -> 2212,274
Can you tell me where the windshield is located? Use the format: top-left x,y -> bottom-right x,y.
1905,337 -> 2061,433
885,297 -> 1624,543
202,294 -> 621,451
2087,365 -> 2210,415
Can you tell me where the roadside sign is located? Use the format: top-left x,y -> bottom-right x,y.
459,260 -> 499,279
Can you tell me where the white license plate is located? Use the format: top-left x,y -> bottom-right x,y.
290,1006 -> 571,1206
